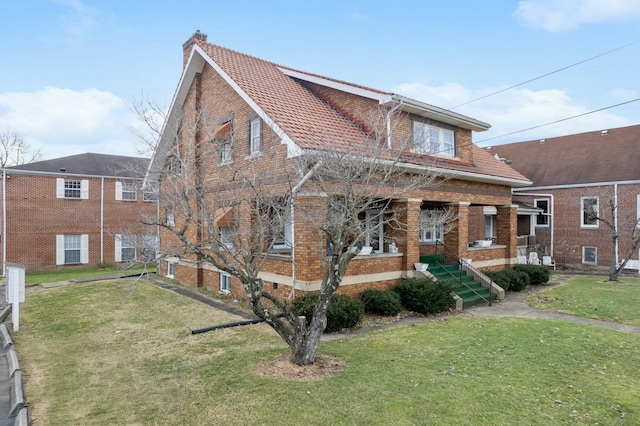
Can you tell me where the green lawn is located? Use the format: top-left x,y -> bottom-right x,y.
14,279 -> 640,425
24,264 -> 156,285
527,275 -> 640,326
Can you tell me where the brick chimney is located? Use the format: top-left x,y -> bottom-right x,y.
183,30 -> 207,68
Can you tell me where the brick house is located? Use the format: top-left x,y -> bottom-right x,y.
0,153 -> 158,272
488,124 -> 640,271
148,31 -> 531,301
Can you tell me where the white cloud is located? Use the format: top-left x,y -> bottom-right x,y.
0,87 -> 141,159
514,0 -> 640,32
53,0 -> 100,40
393,81 -> 631,145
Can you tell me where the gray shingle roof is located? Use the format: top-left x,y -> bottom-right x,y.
7,153 -> 149,178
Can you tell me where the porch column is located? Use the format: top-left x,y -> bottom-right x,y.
444,201 -> 470,257
396,198 -> 422,271
497,204 -> 518,265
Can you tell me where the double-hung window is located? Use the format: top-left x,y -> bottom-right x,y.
56,178 -> 89,199
220,227 -> 234,249
582,246 -> 597,264
419,210 -> 444,243
115,234 -> 136,262
220,141 -> 232,164
365,210 -> 384,253
56,234 -> 89,265
116,181 -> 137,201
249,118 -> 261,155
484,215 -> 496,238
581,197 -> 599,228
535,199 -> 549,226
412,122 -> 455,157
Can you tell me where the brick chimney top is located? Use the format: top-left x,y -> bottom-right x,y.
183,30 -> 208,51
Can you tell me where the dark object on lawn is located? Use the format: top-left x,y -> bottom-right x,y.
191,318 -> 264,334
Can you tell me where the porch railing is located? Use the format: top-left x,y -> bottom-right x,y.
434,241 -> 493,306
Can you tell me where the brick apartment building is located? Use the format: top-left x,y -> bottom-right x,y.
489,124 -> 640,271
1,153 -> 158,272
147,31 -> 531,300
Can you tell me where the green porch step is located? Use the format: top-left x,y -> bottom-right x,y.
421,256 -> 495,308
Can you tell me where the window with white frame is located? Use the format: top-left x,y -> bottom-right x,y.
412,121 -> 455,157
220,272 -> 231,293
535,199 -> 549,226
166,209 -> 175,227
141,235 -> 159,261
582,246 -> 597,264
365,210 -> 384,253
581,197 -> 599,228
116,181 -> 137,201
220,227 -> 234,249
115,234 -> 136,262
419,210 -> 444,243
56,178 -> 89,199
249,117 -> 262,155
220,140 -> 233,164
484,215 -> 496,238
143,183 -> 158,202
167,262 -> 175,278
56,234 -> 89,265
273,214 -> 292,250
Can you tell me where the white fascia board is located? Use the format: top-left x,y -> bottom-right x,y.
513,179 -> 640,192
4,168 -> 143,180
278,67 -> 394,104
388,95 -> 491,132
194,46 -> 301,158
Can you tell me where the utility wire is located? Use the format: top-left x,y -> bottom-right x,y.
448,41 -> 638,110
475,97 -> 640,145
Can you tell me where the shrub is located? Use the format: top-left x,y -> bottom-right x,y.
291,293 -> 364,333
393,278 -> 454,315
485,271 -> 510,291
485,269 -> 531,292
513,264 -> 550,285
359,289 -> 403,316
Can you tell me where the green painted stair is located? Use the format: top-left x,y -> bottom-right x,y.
420,255 -> 496,308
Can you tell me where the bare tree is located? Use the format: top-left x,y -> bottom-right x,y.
0,129 -> 43,167
144,103 -> 449,366
585,198 -> 640,281
130,91 -> 168,157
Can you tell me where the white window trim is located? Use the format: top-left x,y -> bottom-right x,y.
582,246 -> 597,265
273,217 -> 293,250
484,215 -> 496,238
220,227 -> 234,249
249,118 -> 262,155
534,198 -> 550,228
166,262 -> 175,279
115,234 -> 136,262
56,234 -> 89,265
365,209 -> 384,253
412,122 -> 455,158
220,272 -> 231,293
419,210 -> 444,243
220,140 -> 233,164
116,181 -> 137,201
581,196 -> 599,228
56,178 -> 89,199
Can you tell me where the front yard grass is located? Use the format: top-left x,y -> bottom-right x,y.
24,263 -> 156,286
527,275 -> 640,326
14,279 -> 640,425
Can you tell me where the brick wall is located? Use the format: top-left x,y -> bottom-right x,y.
2,173 -> 157,271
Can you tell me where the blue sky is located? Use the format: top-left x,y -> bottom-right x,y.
1,0 -> 639,160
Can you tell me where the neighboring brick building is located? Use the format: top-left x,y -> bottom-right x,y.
0,153 -> 158,272
489,124 -> 640,271
147,31 -> 531,300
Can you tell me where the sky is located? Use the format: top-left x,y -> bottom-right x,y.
1,0 -> 639,160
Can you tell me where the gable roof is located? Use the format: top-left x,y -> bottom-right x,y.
487,124 -> 640,187
7,153 -> 149,178
149,37 -> 530,187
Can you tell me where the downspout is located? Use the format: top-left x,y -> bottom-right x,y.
614,183 -> 619,265
385,100 -> 403,149
289,161 -> 323,300
2,170 -> 6,275
100,176 -> 104,264
513,192 -> 555,257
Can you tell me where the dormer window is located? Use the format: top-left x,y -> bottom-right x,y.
412,122 -> 455,157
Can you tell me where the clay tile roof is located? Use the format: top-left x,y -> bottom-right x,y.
487,124 -> 640,187
193,40 -> 529,185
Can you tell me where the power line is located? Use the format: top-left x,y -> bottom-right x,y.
448,40 -> 639,110
475,97 -> 640,145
